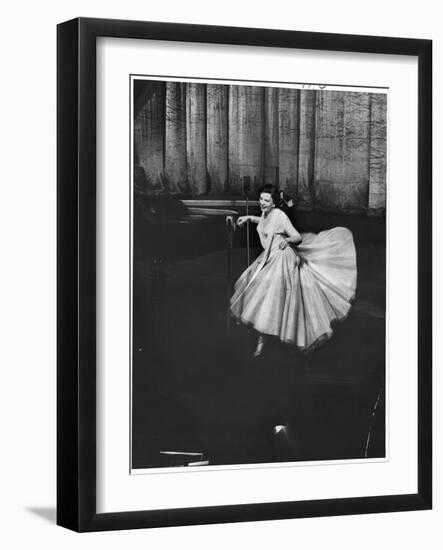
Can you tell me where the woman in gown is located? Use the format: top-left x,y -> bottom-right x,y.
230,185 -> 357,357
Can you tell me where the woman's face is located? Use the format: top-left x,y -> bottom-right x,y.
259,192 -> 275,214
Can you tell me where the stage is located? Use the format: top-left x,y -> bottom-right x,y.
132,211 -> 386,469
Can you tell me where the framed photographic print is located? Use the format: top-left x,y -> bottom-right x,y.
57,17 -> 432,531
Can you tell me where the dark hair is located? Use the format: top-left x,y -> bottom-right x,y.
258,184 -> 281,208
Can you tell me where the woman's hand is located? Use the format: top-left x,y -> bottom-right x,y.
279,237 -> 289,250
237,216 -> 248,227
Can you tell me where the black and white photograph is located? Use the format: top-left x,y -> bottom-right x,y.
131,77 -> 387,470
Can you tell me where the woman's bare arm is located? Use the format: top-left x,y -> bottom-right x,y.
278,212 -> 302,248
237,215 -> 260,226
284,228 -> 302,245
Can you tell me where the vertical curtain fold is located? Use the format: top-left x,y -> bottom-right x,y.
165,82 -> 187,192
207,84 -> 229,194
278,88 -> 299,197
367,93 -> 387,215
186,83 -> 207,194
297,90 -> 317,207
133,81 -> 165,191
264,87 -> 280,186
228,86 -> 265,195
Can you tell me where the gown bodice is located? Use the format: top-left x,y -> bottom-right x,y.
256,209 -> 290,251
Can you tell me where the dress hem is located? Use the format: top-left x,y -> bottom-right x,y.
231,292 -> 356,354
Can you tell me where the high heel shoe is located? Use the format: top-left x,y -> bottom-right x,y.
253,335 -> 265,358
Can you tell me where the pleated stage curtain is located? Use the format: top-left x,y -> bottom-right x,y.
134,81 -> 387,215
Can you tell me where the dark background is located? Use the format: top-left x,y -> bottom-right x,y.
131,203 -> 385,468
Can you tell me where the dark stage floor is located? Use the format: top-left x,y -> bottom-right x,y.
132,215 -> 386,469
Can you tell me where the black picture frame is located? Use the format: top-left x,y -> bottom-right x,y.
57,17 -> 432,532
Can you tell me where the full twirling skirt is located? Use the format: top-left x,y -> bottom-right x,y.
230,227 -> 357,351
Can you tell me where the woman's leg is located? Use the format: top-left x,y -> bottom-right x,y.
254,333 -> 267,357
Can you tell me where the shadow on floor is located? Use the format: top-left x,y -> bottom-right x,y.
26,507 -> 56,524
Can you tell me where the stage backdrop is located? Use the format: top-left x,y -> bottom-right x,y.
134,81 -> 387,216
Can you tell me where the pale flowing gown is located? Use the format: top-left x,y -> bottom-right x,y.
230,208 -> 357,351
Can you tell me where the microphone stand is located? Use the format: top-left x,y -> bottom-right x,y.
243,176 -> 251,267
